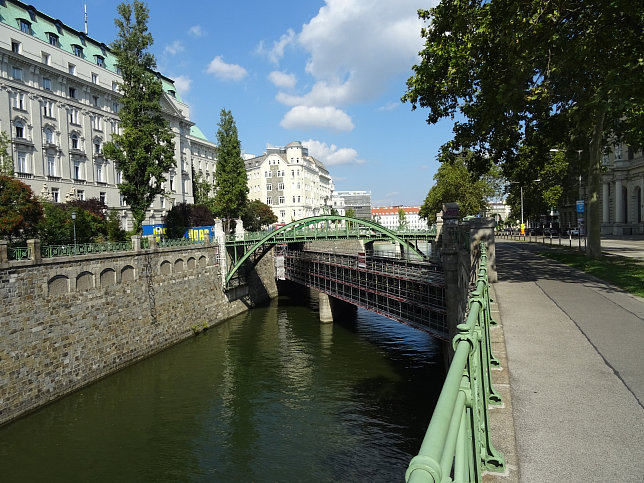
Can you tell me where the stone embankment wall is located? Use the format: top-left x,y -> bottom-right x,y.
0,242 -> 277,426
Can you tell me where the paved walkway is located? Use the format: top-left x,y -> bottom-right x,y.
488,239 -> 644,482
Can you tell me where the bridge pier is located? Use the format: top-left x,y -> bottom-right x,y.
319,292 -> 333,323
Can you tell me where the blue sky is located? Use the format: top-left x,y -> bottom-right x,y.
28,0 -> 452,206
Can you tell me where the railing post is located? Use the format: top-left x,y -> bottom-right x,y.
0,240 -> 8,267
27,239 -> 41,264
131,235 -> 141,252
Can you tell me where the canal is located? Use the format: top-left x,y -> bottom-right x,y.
0,284 -> 444,482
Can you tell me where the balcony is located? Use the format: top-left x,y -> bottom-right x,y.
15,172 -> 33,179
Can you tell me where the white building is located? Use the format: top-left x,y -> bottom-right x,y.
245,141 -> 333,223
0,0 -> 217,229
371,206 -> 428,230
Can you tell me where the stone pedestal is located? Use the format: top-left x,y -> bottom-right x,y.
319,292 -> 333,323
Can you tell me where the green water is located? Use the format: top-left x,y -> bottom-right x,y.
0,289 -> 443,482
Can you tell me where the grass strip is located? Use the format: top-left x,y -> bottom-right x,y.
540,250 -> 644,298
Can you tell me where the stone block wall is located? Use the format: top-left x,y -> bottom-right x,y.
0,243 -> 277,426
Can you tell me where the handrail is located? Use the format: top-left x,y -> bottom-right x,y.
406,243 -> 504,482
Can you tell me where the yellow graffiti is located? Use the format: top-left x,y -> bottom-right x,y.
188,228 -> 211,241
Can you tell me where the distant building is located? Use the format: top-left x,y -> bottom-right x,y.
334,190 -> 371,219
371,206 -> 427,230
244,141 -> 333,223
486,200 -> 512,224
0,0 -> 216,230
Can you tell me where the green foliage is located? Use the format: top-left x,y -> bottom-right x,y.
404,0 -> 644,257
242,200 -> 278,231
0,176 -> 42,241
106,210 -> 128,242
164,202 -> 215,238
0,132 -> 14,176
345,208 -> 356,218
192,168 -> 213,205
419,152 -> 494,223
38,202 -> 107,245
103,0 -> 175,234
397,207 -> 408,229
213,109 -> 248,232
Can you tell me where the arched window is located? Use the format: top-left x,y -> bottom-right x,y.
44,127 -> 54,144
71,133 -> 79,150
15,120 -> 24,138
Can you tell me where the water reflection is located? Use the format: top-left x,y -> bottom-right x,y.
0,290 -> 443,482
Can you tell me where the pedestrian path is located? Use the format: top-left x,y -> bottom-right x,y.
487,240 -> 644,482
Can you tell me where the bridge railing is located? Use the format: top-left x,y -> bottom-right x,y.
406,242 -> 504,482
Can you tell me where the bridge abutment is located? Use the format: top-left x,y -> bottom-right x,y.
319,292 -> 334,323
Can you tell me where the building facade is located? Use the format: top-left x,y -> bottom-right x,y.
245,141 -> 333,224
0,0 -> 217,230
334,190 -> 371,219
600,144 -> 644,235
371,206 -> 428,230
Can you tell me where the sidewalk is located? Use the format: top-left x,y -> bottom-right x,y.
487,239 -> 644,482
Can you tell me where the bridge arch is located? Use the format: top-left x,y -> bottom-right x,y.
224,215 -> 429,288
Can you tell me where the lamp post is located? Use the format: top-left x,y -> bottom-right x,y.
510,180 -> 540,233
71,211 -> 77,253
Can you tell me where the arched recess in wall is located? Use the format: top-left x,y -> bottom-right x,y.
198,256 -> 207,268
48,275 -> 70,296
187,257 -> 197,270
100,268 -> 116,287
121,265 -> 135,282
160,260 -> 171,275
76,271 -> 94,291
174,258 -> 184,273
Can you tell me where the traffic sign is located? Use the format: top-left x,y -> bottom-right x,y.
576,200 -> 584,213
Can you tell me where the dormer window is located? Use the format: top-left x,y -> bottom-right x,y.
168,90 -> 176,98
78,33 -> 86,46
54,21 -> 63,34
48,32 -> 59,47
100,44 -> 107,56
18,19 -> 31,34
72,45 -> 83,57
95,55 -> 105,67
27,8 -> 36,21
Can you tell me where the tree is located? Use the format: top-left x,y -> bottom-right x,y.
0,132 -> 14,176
106,210 -> 128,242
242,200 -> 277,231
397,207 -> 408,230
192,168 -> 213,206
38,202 -> 108,245
164,202 -> 215,238
0,176 -> 42,241
103,0 -> 175,234
419,152 -> 494,223
345,208 -> 356,218
403,0 -> 644,257
213,109 -> 248,232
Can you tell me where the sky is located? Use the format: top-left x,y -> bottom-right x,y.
27,0 -> 453,207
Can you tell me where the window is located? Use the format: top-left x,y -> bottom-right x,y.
292,196 -> 296,203
68,63 -> 76,75
51,187 -> 59,202
71,133 -> 79,150
120,194 -> 126,206
99,192 -> 106,204
266,183 -> 272,191
116,66 -> 122,75
266,197 -> 272,205
42,52 -> 50,65
112,81 -> 118,91
96,163 -> 103,181
112,102 -> 119,113
297,195 -> 301,202
14,92 -> 25,110
115,170 -> 122,185
95,55 -> 105,67
68,87 -> 76,99
279,196 -> 285,204
72,45 -> 83,57
91,73 -> 99,84
43,77 -> 51,90
94,139 -> 101,154
292,170 -> 295,177
14,121 -> 24,138
76,190 -> 85,201
264,171 -> 270,177
46,155 -> 56,176
12,67 -> 23,81
48,33 -> 59,47
17,152 -> 28,173
43,101 -> 54,118
168,90 -> 176,98
19,19 -> 31,34
11,40 -> 21,53
44,127 -> 54,144
278,182 -> 284,190
92,95 -> 100,107
169,176 -> 175,192
73,160 -> 82,179
69,108 -> 79,124
91,116 -> 102,131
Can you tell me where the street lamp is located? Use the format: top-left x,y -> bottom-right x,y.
71,211 -> 77,252
510,180 -> 540,227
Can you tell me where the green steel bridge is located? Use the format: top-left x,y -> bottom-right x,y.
223,215 -> 436,289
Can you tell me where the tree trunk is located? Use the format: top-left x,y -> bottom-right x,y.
586,107 -> 605,258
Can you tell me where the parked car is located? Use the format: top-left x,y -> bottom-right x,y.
567,228 -> 580,236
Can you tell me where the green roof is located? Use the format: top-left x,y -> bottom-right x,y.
190,125 -> 209,141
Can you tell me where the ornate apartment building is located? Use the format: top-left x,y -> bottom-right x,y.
0,0 -> 217,229
371,206 -> 427,230
245,141 -> 333,224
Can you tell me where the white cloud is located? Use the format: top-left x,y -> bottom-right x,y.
188,25 -> 205,38
378,101 -> 400,111
302,139 -> 364,166
164,40 -> 184,56
173,75 -> 192,96
206,56 -> 248,81
280,106 -> 354,131
268,71 -> 296,89
272,0 -> 433,107
256,29 -> 295,64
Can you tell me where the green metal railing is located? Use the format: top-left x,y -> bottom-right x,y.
8,246 -> 31,261
406,243 -> 504,482
41,241 -> 134,258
